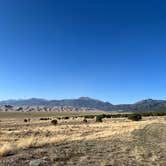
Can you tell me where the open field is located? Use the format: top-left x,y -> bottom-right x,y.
0,112 -> 166,166
0,111 -> 104,119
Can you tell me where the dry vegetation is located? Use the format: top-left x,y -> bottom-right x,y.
0,112 -> 166,166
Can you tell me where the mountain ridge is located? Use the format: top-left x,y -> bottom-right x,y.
0,97 -> 166,112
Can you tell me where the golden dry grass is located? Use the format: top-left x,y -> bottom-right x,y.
0,116 -> 165,158
0,144 -> 14,157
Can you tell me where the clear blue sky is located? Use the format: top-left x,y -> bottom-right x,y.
0,0 -> 166,104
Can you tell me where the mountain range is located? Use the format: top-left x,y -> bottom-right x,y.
0,97 -> 166,112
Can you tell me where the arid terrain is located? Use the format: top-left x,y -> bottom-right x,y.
0,112 -> 166,166
0,105 -> 102,113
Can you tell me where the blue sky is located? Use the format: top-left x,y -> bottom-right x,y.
0,0 -> 166,104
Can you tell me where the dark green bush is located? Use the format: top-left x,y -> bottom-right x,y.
84,115 -> 95,119
128,114 -> 142,121
140,111 -> 166,117
63,116 -> 69,120
83,118 -> 88,123
51,119 -> 58,125
24,119 -> 28,122
40,117 -> 50,120
95,115 -> 103,122
105,114 -> 112,118
24,118 -> 30,122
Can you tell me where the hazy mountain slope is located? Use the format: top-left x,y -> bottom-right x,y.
115,99 -> 166,112
0,97 -> 114,111
0,97 -> 166,112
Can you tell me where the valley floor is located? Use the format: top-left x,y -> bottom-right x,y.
0,113 -> 166,166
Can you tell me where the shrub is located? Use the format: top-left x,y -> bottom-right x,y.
95,115 -> 103,122
65,116 -> 69,119
140,111 -> 166,117
121,114 -> 129,118
51,119 -> 58,125
62,116 -> 69,120
128,114 -> 142,121
40,117 -> 50,121
105,114 -> 112,118
83,118 -> 88,123
84,115 -> 95,119
24,118 -> 30,122
24,119 -> 28,122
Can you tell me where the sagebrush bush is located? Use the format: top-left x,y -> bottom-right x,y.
62,116 -> 69,120
84,115 -> 95,119
24,119 -> 28,122
83,118 -> 88,123
95,115 -> 103,122
51,119 -> 58,125
128,114 -> 142,121
105,114 -> 112,118
40,117 -> 50,120
141,112 -> 166,117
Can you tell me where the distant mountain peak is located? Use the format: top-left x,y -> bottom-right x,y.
134,99 -> 154,104
134,98 -> 163,105
78,97 -> 97,100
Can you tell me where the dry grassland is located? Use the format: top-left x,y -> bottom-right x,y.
0,113 -> 166,166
